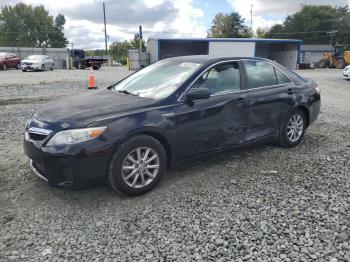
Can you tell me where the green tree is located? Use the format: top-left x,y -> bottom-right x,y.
0,3 -> 67,47
85,49 -> 106,56
333,6 -> 350,45
207,12 -> 252,38
267,5 -> 350,45
256,27 -> 269,38
108,35 -> 146,64
128,34 -> 146,50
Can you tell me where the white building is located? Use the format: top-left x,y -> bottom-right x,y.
147,38 -> 302,69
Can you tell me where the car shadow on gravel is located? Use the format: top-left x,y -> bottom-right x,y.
15,130 -> 334,207
17,142 -> 275,204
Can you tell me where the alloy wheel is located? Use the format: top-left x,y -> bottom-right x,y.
286,114 -> 304,142
121,147 -> 160,188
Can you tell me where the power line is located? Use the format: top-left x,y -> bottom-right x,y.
270,30 -> 348,35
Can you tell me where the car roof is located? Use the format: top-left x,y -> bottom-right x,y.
164,55 -> 270,64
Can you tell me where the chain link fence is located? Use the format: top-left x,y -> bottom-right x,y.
0,47 -> 69,69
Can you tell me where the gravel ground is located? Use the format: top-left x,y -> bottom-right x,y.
0,67 -> 130,103
0,68 -> 349,261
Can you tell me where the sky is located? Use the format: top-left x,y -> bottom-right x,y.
1,0 -> 349,49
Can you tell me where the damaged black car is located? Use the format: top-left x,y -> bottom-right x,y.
24,56 -> 320,196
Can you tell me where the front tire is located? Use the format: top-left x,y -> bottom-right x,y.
279,109 -> 306,147
50,64 -> 54,70
108,135 -> 167,196
41,64 -> 45,71
2,63 -> 6,70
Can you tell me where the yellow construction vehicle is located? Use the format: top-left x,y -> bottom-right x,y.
317,44 -> 350,69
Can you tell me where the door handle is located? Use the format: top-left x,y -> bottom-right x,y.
287,88 -> 294,95
235,97 -> 245,108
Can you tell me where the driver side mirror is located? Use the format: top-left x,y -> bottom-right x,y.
186,87 -> 210,101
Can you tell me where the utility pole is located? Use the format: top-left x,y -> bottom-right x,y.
139,25 -> 143,53
103,2 -> 107,55
139,25 -> 143,68
117,42 -> 119,62
71,42 -> 74,69
250,4 -> 254,31
327,31 -> 338,45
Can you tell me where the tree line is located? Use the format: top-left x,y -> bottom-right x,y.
0,3 -> 67,48
257,5 -> 350,45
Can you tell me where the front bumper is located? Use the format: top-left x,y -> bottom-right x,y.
21,64 -> 41,70
30,159 -> 48,182
24,138 -> 113,189
343,71 -> 350,79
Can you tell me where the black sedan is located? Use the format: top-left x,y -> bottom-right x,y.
24,56 -> 321,196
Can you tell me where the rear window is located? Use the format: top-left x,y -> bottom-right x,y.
273,62 -> 306,83
275,68 -> 291,84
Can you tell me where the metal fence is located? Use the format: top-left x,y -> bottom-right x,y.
0,47 -> 69,69
127,49 -> 150,70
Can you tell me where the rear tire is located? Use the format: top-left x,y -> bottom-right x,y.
41,64 -> 45,71
108,135 -> 167,196
2,63 -> 6,70
50,64 -> 54,70
279,109 -> 306,148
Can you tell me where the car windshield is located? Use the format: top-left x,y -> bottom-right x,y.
114,60 -> 202,99
26,55 -> 43,60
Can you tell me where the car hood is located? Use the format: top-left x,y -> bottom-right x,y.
34,89 -> 157,128
22,59 -> 41,63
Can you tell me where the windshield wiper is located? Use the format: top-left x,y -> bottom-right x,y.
117,90 -> 137,96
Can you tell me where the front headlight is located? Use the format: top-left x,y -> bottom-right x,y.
46,127 -> 106,146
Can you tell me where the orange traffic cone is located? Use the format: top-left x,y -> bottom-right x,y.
88,66 -> 97,89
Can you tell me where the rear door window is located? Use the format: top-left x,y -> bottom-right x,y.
243,60 -> 277,89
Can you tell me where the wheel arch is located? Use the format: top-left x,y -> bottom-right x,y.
139,131 -> 172,170
109,129 -> 174,171
296,105 -> 310,128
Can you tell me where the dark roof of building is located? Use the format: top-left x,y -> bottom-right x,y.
149,37 -> 302,44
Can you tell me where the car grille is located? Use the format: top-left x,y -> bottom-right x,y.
28,132 -> 47,141
24,62 -> 33,65
27,127 -> 52,142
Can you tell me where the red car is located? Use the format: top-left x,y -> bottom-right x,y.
0,52 -> 21,70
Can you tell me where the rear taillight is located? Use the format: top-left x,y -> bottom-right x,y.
315,85 -> 321,95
